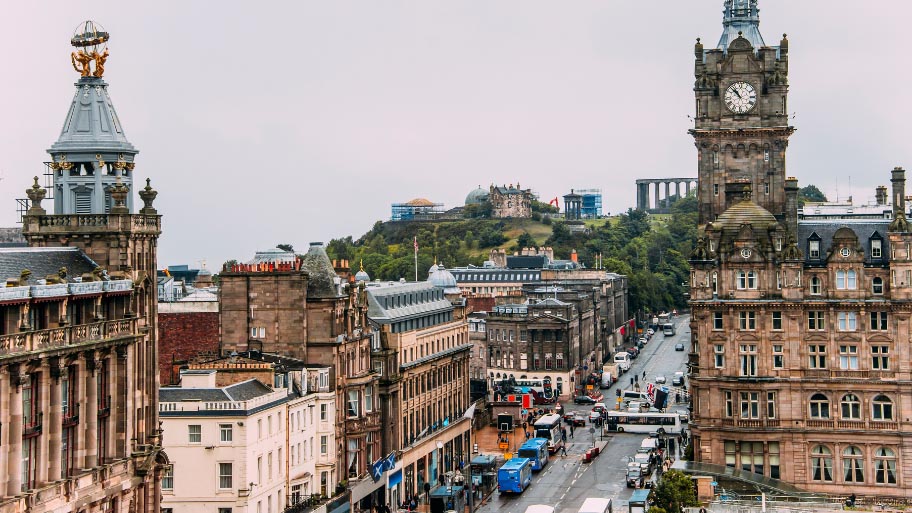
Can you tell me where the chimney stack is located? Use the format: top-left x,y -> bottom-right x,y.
876,185 -> 888,205
892,167 -> 906,216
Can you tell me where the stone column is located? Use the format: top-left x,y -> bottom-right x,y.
7,371 -> 24,495
653,183 -> 659,211
115,346 -> 128,458
0,368 -> 9,494
47,361 -> 63,482
686,181 -> 692,196
664,182 -> 671,209
675,181 -> 681,201
84,352 -> 98,469
37,367 -> 52,485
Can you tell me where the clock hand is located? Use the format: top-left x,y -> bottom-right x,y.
733,89 -> 742,99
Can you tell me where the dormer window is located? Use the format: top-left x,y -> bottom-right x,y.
809,240 -> 820,259
872,239 -> 883,258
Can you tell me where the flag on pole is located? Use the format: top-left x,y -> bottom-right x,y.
413,236 -> 418,253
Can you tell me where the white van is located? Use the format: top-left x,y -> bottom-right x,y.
622,390 -> 652,406
613,352 -> 631,371
578,497 -> 613,513
639,438 -> 658,454
525,506 -> 555,513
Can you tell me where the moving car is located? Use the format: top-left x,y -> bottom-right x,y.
574,395 -> 597,405
655,375 -> 666,384
588,410 -> 602,424
567,413 -> 587,426
674,342 -> 685,351
592,403 -> 608,413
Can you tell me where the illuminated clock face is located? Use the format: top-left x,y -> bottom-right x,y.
840,247 -> 851,258
724,81 -> 757,114
740,248 -> 752,259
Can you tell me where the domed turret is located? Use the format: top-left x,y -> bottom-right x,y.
301,242 -> 341,298
428,263 -> 461,295
355,259 -> 371,282
465,186 -> 489,206
714,198 -> 778,233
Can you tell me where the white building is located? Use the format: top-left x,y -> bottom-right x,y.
160,359 -> 336,513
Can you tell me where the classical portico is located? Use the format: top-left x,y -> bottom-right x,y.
635,178 -> 698,213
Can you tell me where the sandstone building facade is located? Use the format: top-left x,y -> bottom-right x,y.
689,1 -> 912,498
0,22 -> 166,513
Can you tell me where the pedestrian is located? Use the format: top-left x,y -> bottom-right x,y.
525,431 -> 531,440
642,370 -> 646,380
561,445 -> 568,457
570,425 -> 574,438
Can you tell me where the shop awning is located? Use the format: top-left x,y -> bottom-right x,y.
388,470 -> 402,489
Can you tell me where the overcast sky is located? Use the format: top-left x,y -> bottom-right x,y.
2,1 -> 910,269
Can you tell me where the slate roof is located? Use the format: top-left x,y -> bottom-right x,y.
159,378 -> 274,403
717,0 -> 766,52
366,281 -> 453,323
797,219 -> 891,266
49,77 -> 137,159
0,247 -> 100,284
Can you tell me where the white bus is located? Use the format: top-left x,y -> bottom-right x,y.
533,413 -> 564,453
513,377 -> 555,402
604,411 -> 683,434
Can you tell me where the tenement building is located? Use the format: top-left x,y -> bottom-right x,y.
363,268 -> 472,510
219,243 -> 380,510
0,22 -> 166,513
688,1 -> 912,498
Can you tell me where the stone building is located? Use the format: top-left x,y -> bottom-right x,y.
689,0 -> 912,498
488,184 -> 533,219
364,272 -> 472,509
218,242 -> 380,509
160,355 -> 336,513
0,22 -> 166,513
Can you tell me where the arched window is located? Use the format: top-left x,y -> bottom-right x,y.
873,277 -> 884,295
809,393 -> 830,418
811,445 -> 833,481
842,446 -> 864,482
874,447 -> 897,484
840,394 -> 861,419
810,276 -> 822,295
872,395 -> 894,420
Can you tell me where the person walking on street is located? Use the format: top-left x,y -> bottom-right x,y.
561,445 -> 568,457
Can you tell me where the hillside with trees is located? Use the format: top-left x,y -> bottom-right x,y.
324,193 -> 698,314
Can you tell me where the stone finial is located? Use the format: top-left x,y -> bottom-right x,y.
25,177 -> 47,215
109,177 -> 130,214
138,178 -> 158,215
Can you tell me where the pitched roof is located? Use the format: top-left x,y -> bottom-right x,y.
0,247 -> 100,284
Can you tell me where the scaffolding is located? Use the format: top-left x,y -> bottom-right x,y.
15,163 -> 55,223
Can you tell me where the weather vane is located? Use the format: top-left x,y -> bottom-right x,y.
70,20 -> 110,78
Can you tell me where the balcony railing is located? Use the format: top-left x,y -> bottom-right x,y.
30,284 -> 68,298
69,282 -> 104,295
24,413 -> 43,438
0,318 -> 137,357
345,411 -> 381,435
33,214 -> 160,232
63,403 -> 80,427
160,389 -> 288,413
98,395 -> 112,417
0,286 -> 30,302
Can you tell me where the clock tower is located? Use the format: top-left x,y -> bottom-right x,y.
691,0 -> 794,227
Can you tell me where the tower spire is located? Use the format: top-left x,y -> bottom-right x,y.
718,0 -> 765,51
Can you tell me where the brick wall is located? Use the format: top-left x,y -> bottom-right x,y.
158,311 -> 220,385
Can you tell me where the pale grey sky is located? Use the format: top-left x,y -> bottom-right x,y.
2,1 -> 909,268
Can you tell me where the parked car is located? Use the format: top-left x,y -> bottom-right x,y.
574,395 -> 597,405
626,347 -> 639,359
655,375 -> 666,384
646,329 -> 655,336
674,342 -> 685,351
672,372 -> 685,386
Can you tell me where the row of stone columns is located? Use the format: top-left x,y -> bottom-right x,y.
636,179 -> 697,211
0,349 -> 125,498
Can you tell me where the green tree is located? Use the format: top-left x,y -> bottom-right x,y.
651,470 -> 699,513
513,231 -> 538,252
531,200 -> 559,214
276,243 -> 294,253
798,185 -> 827,206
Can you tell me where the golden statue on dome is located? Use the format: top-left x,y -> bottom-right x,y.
70,20 -> 110,78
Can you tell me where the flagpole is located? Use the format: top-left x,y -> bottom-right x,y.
414,236 -> 418,282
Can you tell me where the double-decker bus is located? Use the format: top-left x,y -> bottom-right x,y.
512,377 -> 555,403
604,411 -> 683,434
518,438 -> 550,471
533,413 -> 564,453
498,458 -> 533,494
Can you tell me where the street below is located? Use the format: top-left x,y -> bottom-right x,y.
476,314 -> 691,513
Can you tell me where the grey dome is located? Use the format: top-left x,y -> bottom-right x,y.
301,242 -> 340,298
355,269 -> 371,282
465,186 -> 489,206
428,264 -> 460,294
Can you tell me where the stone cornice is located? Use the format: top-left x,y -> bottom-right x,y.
689,126 -> 796,139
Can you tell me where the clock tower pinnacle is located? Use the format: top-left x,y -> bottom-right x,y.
692,1 -> 793,227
